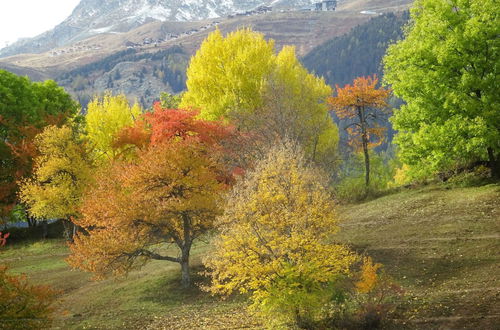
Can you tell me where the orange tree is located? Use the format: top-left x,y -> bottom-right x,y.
68,103 -> 238,288
328,76 -> 390,187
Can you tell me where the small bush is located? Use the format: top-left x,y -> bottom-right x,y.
0,266 -> 57,330
446,165 -> 493,187
326,257 -> 405,329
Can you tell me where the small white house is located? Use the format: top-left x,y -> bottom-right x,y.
315,0 -> 337,11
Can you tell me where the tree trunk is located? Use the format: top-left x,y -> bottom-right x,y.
487,147 -> 500,178
62,219 -> 74,242
180,213 -> 192,288
180,247 -> 191,288
26,214 -> 37,228
41,220 -> 48,239
363,138 -> 370,187
358,106 -> 370,187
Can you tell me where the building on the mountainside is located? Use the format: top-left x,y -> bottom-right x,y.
315,0 -> 337,11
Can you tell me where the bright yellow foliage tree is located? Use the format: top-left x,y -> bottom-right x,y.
180,28 -> 275,121
19,125 -> 93,239
204,141 -> 357,326
259,46 -> 337,164
181,29 -> 338,166
85,93 -> 142,161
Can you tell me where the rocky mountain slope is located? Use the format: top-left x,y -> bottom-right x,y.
0,0 -> 412,107
0,0 -> 318,58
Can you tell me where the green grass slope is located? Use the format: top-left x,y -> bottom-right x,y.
1,184 -> 498,329
338,184 -> 500,329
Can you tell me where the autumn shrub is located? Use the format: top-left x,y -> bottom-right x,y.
325,257 -> 405,329
0,232 -> 57,329
203,141 -> 358,328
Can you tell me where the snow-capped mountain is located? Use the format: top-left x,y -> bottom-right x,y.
0,0 -> 317,58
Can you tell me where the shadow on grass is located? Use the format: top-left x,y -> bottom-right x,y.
139,264 -> 218,307
350,243 -> 496,289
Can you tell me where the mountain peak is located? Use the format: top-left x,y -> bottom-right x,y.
0,0 -> 316,58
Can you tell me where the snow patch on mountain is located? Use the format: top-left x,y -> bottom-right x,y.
0,0 -> 317,57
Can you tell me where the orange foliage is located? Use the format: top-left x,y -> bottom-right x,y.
69,108 -> 239,286
147,102 -> 235,147
112,119 -> 151,156
355,257 -> 383,294
112,103 -> 242,182
328,75 -> 390,151
0,232 -> 57,329
0,232 -> 10,246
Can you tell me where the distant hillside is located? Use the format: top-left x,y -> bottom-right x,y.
302,11 -> 409,88
57,46 -> 190,108
0,0 -> 318,58
0,0 -> 413,108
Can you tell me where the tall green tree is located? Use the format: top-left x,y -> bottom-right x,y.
384,0 -> 500,178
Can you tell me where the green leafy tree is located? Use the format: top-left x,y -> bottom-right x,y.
0,70 -> 79,218
384,0 -> 500,178
159,92 -> 183,109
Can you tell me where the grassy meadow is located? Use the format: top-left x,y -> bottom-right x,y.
2,183 -> 499,329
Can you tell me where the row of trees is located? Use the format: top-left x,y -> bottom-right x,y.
2,28 -> 400,328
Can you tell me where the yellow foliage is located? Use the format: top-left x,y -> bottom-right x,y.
355,256 -> 382,294
181,28 -> 275,120
85,92 -> 142,161
393,164 -> 411,186
181,28 -> 338,165
204,141 -> 357,301
19,125 -> 92,220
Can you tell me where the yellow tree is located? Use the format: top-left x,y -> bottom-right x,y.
328,75 -> 390,186
180,28 -> 275,121
250,46 -> 337,165
204,141 -> 357,326
181,28 -> 338,167
85,93 -> 142,161
19,125 -> 93,240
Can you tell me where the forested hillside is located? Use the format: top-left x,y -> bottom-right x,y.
57,46 -> 189,108
302,12 -> 409,88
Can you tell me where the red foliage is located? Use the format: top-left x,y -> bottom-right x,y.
146,102 -> 236,147
0,114 -> 66,216
0,232 -> 10,247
